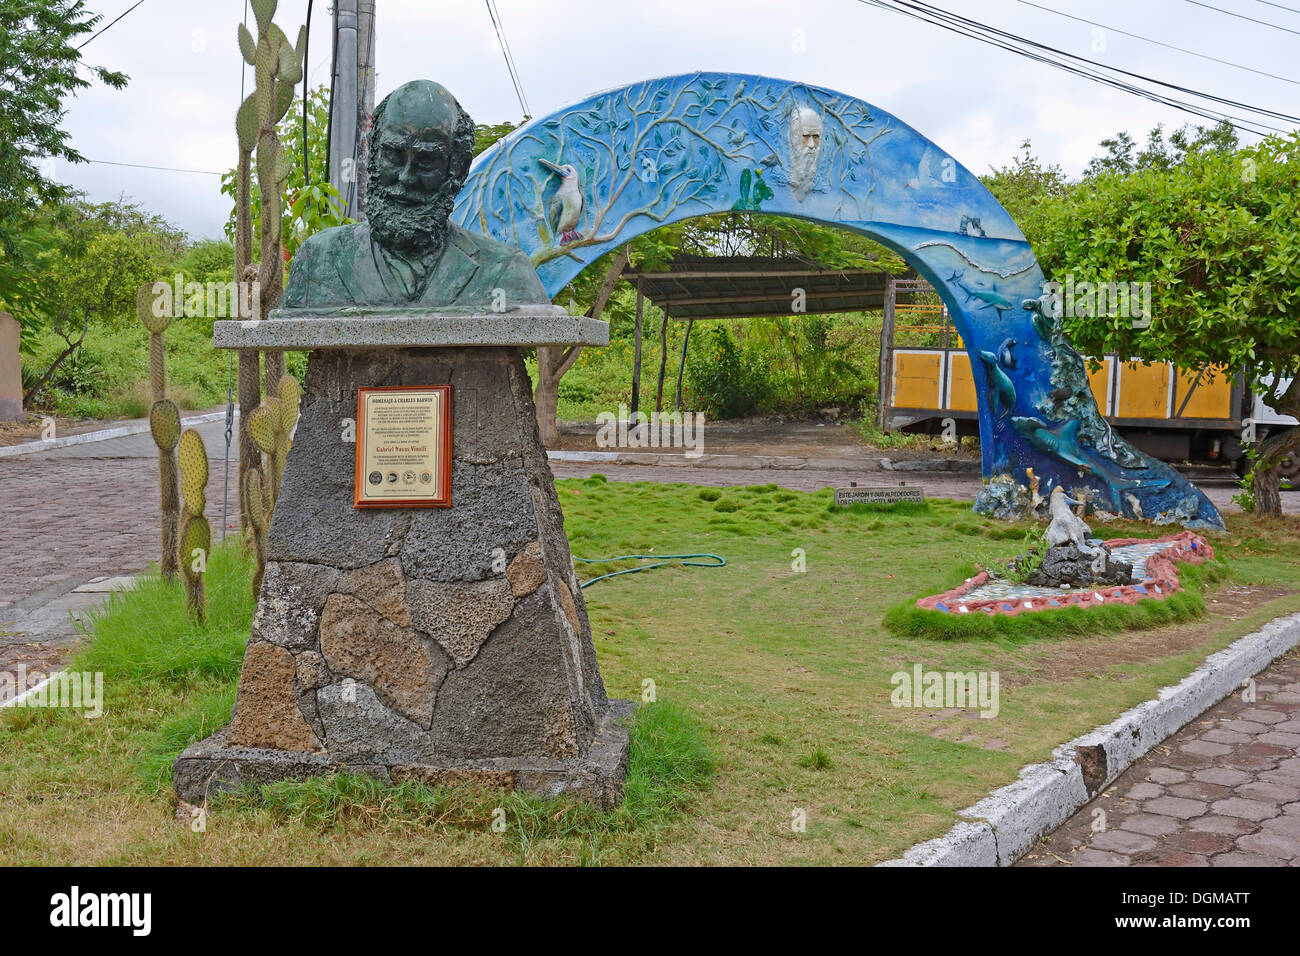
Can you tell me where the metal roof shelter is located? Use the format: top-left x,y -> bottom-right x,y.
620,255 -> 910,414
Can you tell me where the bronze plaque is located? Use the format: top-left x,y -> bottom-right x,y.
354,385 -> 452,508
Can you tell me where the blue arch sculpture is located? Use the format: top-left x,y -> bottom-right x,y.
452,71 -> 1223,530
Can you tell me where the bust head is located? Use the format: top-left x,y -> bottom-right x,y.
367,80 -> 476,257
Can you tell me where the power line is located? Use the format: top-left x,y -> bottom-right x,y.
1017,0 -> 1300,87
303,0 -> 314,187
1185,0 -> 1300,35
855,1 -> 1292,135
76,0 -> 146,50
491,0 -> 530,117
484,0 -> 530,118
895,1 -> 1299,124
85,158 -> 223,175
1258,0 -> 1300,14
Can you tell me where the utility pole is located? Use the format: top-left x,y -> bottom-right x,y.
355,0 -> 376,219
328,0 -> 359,218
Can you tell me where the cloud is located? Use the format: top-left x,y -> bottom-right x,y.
55,0 -> 1293,240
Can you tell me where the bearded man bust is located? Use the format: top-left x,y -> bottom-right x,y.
282,79 -> 547,310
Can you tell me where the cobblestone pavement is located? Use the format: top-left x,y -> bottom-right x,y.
0,418 -> 240,697
1020,650 -> 1300,867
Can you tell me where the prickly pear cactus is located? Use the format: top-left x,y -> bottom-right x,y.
178,429 -> 209,517
245,375 -> 299,512
136,281 -> 174,337
179,513 -> 211,623
277,373 -> 300,429
246,402 -> 278,456
244,468 -> 269,596
149,398 -> 181,582
177,428 -> 210,622
140,284 -> 181,582
150,399 -> 180,451
232,0 -> 307,543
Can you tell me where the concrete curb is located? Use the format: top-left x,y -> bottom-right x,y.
0,410 -> 232,459
879,609 -> 1300,867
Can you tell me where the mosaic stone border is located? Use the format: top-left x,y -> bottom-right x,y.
916,531 -> 1215,617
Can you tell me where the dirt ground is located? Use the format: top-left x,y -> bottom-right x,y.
550,416 -> 980,461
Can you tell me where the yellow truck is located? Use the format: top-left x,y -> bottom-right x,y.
880,280 -> 1297,477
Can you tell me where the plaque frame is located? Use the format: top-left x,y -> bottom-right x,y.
354,384 -> 453,509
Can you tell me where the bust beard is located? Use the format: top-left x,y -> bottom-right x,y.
367,182 -> 458,259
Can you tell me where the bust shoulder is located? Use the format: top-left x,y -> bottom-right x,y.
296,221 -> 372,259
446,222 -> 525,263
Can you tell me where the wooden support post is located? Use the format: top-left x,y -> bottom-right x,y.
630,278 -> 644,420
675,318 -> 694,411
654,308 -> 669,416
879,277 -> 896,430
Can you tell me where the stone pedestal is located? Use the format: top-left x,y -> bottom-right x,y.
0,313 -> 22,423
176,314 -> 631,808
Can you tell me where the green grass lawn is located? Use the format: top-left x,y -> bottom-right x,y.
3,481 -> 1298,865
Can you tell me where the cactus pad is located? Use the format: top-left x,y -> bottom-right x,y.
276,375 -> 300,431
236,93 -> 258,152
178,429 -> 209,513
277,38 -> 302,86
237,22 -> 256,65
136,282 -> 173,334
179,514 -> 211,580
245,469 -> 267,531
247,402 -> 279,454
150,400 -> 181,450
251,0 -> 277,35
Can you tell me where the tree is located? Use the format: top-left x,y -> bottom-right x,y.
1029,130 -> 1300,515
981,139 -> 1070,228
1083,120 -> 1237,178
0,0 -> 127,298
21,198 -> 183,406
474,120 -> 522,155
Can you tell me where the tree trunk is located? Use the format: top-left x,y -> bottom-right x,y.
532,246 -> 630,444
1252,426 -> 1300,516
535,346 -> 560,446
630,279 -> 644,420
654,310 -> 669,415
22,309 -> 87,407
1250,378 -> 1300,517
675,318 -> 693,411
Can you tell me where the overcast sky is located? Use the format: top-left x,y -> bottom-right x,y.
53,0 -> 1300,241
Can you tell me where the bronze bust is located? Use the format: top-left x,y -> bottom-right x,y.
283,80 -> 547,310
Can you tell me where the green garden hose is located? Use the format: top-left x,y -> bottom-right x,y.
574,552 -> 726,588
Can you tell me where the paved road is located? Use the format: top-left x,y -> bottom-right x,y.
1020,650 -> 1300,867
0,418 -> 241,699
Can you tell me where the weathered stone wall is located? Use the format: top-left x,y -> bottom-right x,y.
177,346 -> 628,806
